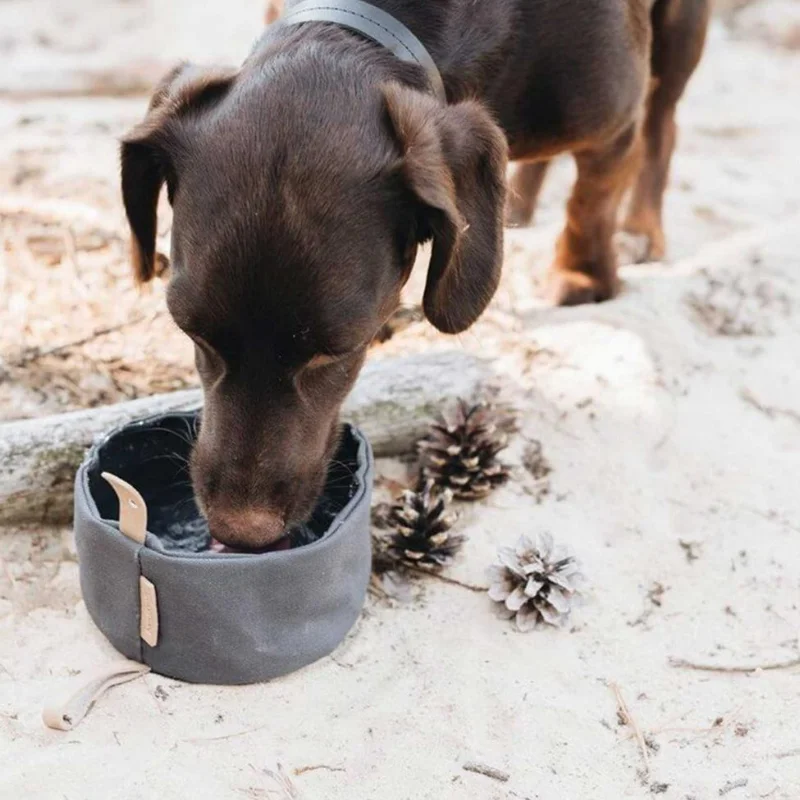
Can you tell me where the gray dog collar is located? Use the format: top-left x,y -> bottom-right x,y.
282,0 -> 446,102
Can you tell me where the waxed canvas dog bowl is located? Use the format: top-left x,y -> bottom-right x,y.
73,411 -> 373,685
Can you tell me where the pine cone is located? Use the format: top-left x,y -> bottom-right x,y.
370,501 -> 394,530
384,481 -> 463,569
418,400 -> 512,500
487,534 -> 583,631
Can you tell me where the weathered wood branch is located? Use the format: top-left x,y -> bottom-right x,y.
0,351 -> 490,525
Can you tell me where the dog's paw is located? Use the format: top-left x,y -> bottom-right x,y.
618,220 -> 665,264
543,269 -> 617,306
615,231 -> 652,266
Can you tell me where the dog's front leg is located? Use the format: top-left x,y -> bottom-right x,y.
506,161 -> 551,228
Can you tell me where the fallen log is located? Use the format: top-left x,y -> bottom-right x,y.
0,63 -> 167,100
0,351 -> 490,525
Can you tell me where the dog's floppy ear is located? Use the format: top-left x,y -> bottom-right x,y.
120,63 -> 236,284
383,84 -> 508,334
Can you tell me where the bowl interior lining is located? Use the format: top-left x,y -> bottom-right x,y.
88,414 -> 360,553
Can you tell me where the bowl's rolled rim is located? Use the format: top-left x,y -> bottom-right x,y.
76,413 -> 372,564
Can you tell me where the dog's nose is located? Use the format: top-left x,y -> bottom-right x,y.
207,507 -> 287,549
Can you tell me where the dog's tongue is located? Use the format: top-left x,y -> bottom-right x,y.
209,536 -> 291,554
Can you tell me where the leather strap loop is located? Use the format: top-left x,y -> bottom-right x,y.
283,0 -> 446,102
42,661 -> 150,731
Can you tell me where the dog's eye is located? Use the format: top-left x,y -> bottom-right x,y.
304,340 -> 369,372
191,334 -> 218,359
191,335 -> 226,383
305,352 -> 346,370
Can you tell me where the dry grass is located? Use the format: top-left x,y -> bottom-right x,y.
0,204 -> 195,420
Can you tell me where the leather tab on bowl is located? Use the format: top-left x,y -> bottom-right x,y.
101,472 -> 148,544
139,576 -> 159,647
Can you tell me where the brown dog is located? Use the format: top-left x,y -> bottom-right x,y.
121,0 -> 709,547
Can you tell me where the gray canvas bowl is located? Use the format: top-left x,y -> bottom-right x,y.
73,411 -> 373,685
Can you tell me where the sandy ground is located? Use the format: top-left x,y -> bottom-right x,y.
2,1 -> 800,798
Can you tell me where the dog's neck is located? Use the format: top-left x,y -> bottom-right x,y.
281,1 -> 446,101
283,0 -> 449,47
272,0 -> 516,104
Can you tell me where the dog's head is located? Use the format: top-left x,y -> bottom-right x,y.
120,53 -> 507,548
